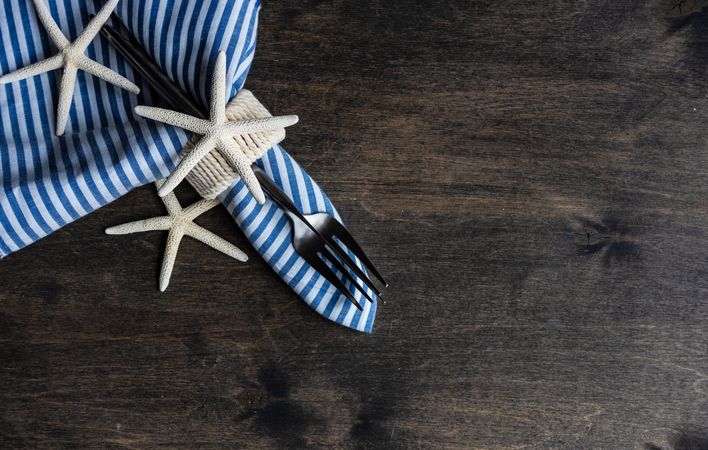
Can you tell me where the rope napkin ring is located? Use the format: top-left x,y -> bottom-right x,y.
185,89 -> 290,200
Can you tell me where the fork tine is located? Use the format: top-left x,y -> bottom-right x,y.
304,253 -> 363,311
321,247 -> 375,303
322,239 -> 382,296
328,222 -> 388,287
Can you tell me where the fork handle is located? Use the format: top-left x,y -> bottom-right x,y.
253,166 -> 318,231
97,18 -> 206,118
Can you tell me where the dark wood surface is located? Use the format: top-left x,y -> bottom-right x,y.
3,0 -> 708,448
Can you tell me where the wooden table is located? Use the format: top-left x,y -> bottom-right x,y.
2,0 -> 708,448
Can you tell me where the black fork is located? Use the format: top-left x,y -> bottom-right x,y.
98,14 -> 388,310
254,168 -> 378,310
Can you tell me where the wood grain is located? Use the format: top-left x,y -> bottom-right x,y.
3,0 -> 708,448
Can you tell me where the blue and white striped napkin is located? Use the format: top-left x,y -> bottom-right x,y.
0,0 -> 376,332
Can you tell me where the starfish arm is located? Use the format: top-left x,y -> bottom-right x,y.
105,216 -> 173,234
185,222 -> 248,262
157,135 -> 217,197
210,51 -> 227,124
225,115 -> 299,135
76,56 -> 140,94
55,62 -> 78,136
183,198 -> 220,221
153,181 -> 183,216
0,54 -> 63,84
74,0 -> 120,52
159,227 -> 185,292
31,0 -> 70,49
134,106 -> 210,134
218,137 -> 265,204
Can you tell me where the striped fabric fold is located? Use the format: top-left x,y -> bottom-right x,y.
222,147 -> 377,332
0,0 -> 377,332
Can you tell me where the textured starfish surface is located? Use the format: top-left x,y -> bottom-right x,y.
134,51 -> 298,204
0,0 -> 139,136
105,181 -> 248,291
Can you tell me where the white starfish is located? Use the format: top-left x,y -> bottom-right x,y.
105,180 -> 248,292
134,51 -> 298,205
0,0 -> 139,136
